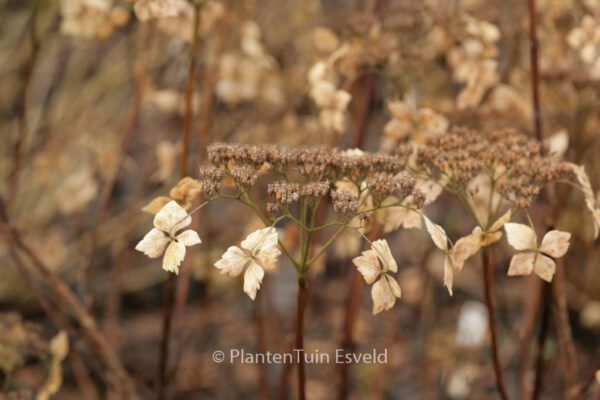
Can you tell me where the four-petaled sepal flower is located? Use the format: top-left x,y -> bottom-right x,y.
353,239 -> 401,314
214,227 -> 281,300
135,200 -> 201,275
504,223 -> 571,282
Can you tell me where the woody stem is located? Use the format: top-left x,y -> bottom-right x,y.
482,248 -> 510,400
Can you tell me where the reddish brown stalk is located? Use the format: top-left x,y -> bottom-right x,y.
159,5 -> 203,399
9,1 -> 40,202
528,0 -> 543,143
482,248 -> 510,400
295,277 -> 308,400
179,3 -> 202,177
175,0 -> 229,316
254,289 -> 271,400
0,198 -> 138,399
351,73 -> 379,148
519,277 -> 543,400
532,282 -> 551,399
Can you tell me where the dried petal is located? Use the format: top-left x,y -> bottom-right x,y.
424,216 -> 448,251
162,241 -> 186,275
507,252 -> 535,277
135,228 -> 170,258
154,200 -> 191,234
243,262 -> 265,300
214,246 -> 248,277
353,249 -> 380,284
539,230 -> 571,258
372,239 -> 397,273
533,254 -> 556,282
176,230 -> 202,246
504,223 -> 537,251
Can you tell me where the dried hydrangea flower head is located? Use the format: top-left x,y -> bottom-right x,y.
447,15 -> 500,109
353,239 -> 402,314
504,223 -> 571,282
136,201 -> 201,274
214,227 -> 281,300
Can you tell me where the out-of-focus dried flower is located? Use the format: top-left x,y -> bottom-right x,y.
60,0 -> 129,40
447,15 -> 500,109
567,15 -> 600,80
353,239 -> 401,314
308,62 -> 351,134
55,167 -> 98,215
214,227 -> 281,300
216,21 -> 281,106
382,101 -> 448,150
135,201 -> 201,274
504,223 -> 570,282
169,177 -> 202,209
312,27 -> 340,54
153,141 -> 179,183
37,331 -> 69,400
133,0 -> 188,21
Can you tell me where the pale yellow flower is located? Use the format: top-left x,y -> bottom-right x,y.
504,223 -> 571,282
214,227 -> 281,300
135,201 -> 201,275
353,239 -> 401,314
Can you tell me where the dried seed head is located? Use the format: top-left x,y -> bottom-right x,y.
198,166 -> 223,196
331,190 -> 359,215
230,164 -> 259,187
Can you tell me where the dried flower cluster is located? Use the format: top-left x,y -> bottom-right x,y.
447,15 -> 500,109
416,127 -> 574,208
382,100 -> 449,150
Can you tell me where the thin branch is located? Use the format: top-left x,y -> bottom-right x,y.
0,197 -> 139,399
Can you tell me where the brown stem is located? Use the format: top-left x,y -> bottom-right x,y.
158,274 -> 176,400
519,277 -> 543,400
533,283 -> 551,399
158,4 -> 202,399
528,0 -> 543,143
482,248 -> 510,400
0,198 -> 138,399
179,3 -> 202,177
254,290 -> 271,400
295,277 -> 308,400
158,6 -> 202,398
175,0 -> 228,316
